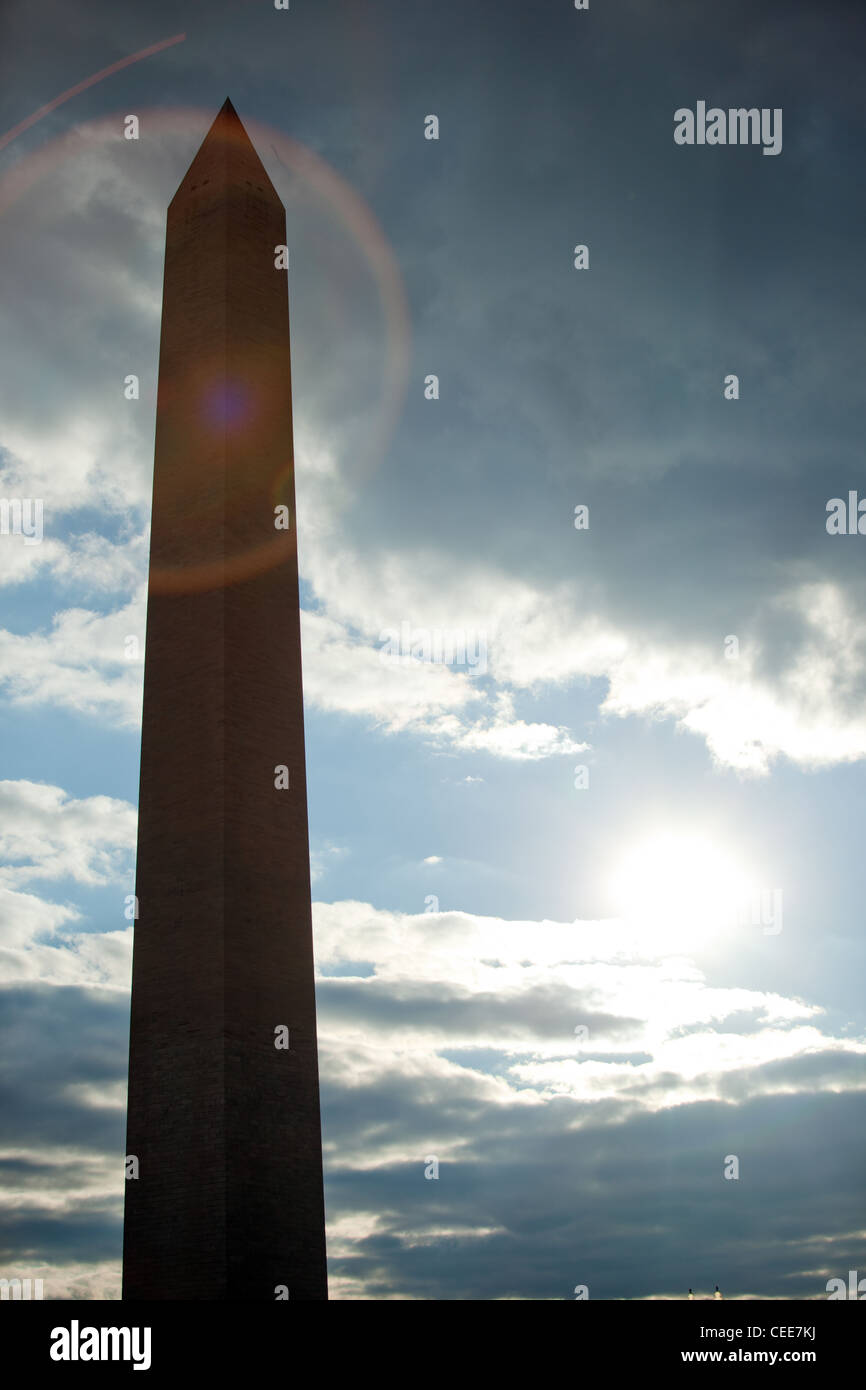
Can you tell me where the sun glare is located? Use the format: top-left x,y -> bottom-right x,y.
608,831 -> 755,950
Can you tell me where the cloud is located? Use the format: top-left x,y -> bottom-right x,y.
0,590 -> 145,725
310,900 -> 866,1298
3,95 -> 866,776
0,780 -> 135,985
0,778 -> 863,1298
0,780 -> 136,888
2,0 -> 866,1306
311,901 -> 855,1103
310,842 -> 348,885
8,533 -> 866,778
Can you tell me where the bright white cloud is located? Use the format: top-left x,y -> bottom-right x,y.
0,780 -> 135,986
311,899 -> 865,1113
0,588 -> 145,725
0,780 -> 137,887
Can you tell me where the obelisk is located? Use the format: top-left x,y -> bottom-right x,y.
123,100 -> 328,1300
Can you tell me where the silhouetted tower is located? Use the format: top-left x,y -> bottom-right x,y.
123,99 -> 327,1300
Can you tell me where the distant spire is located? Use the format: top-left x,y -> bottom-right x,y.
714,1285 -> 723,1300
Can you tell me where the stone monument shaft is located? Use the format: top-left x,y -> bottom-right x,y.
123,100 -> 328,1300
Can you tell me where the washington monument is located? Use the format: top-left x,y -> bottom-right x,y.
123,100 -> 328,1300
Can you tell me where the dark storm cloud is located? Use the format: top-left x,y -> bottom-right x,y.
0,984 -> 126,1276
0,984 -> 127,1151
4,0 -> 865,668
318,977 -> 643,1042
322,1077 -> 866,1300
0,1200 -> 121,1265
717,1047 -> 866,1101
364,4 -> 866,650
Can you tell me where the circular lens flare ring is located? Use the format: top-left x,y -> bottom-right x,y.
0,107 -> 410,594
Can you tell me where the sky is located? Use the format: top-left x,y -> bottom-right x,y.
0,0 -> 865,1300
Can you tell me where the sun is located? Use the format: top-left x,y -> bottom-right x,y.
607,830 -> 754,951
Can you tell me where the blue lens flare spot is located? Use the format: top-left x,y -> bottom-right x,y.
202,380 -> 252,429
